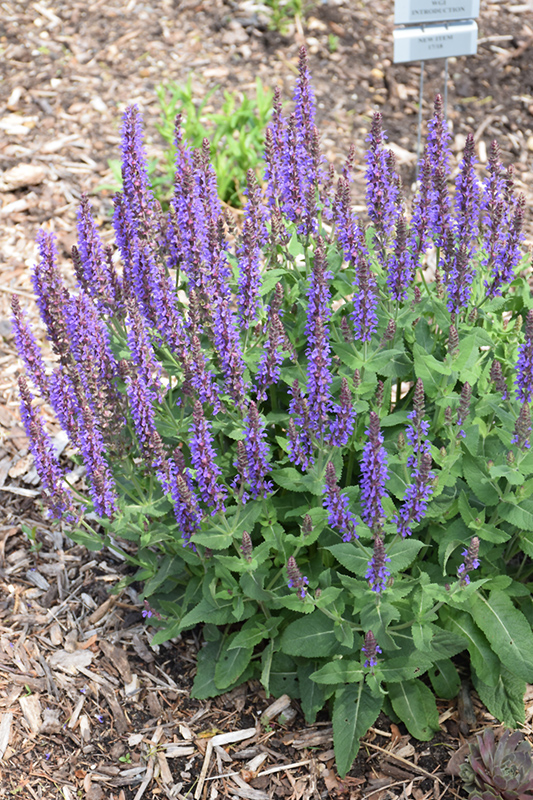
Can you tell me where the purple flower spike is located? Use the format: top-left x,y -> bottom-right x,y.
329,378 -> 356,447
405,379 -> 431,468
352,248 -> 379,344
393,452 -> 435,538
515,309 -> 533,403
189,400 -> 226,512
323,462 -> 358,542
287,381 -> 314,469
242,401 -> 273,501
255,312 -> 292,401
18,376 -> 74,520
446,243 -> 476,314
241,531 -> 253,562
237,170 -> 268,325
362,630 -> 382,670
167,458 -> 202,546
32,230 -> 71,362
76,194 -> 116,307
387,216 -> 413,302
78,402 -> 118,519
512,402 -> 531,451
490,359 -> 509,400
286,555 -> 309,599
120,105 -> 156,229
212,298 -> 248,406
365,534 -> 391,594
457,536 -> 480,586
11,295 -> 49,397
360,412 -> 389,531
455,132 -> 481,252
365,112 -> 400,241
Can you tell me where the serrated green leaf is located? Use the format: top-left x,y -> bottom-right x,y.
428,659 -> 461,700
271,467 -> 307,492
489,465 -> 524,486
388,680 -> 440,740
469,591 -> 533,682
387,539 -> 426,572
472,665 -> 526,727
297,662 -> 330,723
269,652 -> 299,698
441,608 -> 500,687
280,611 -> 344,657
191,640 -> 221,700
333,683 -> 383,777
412,622 -> 467,659
462,453 -> 499,505
214,634 -> 253,689
499,502 -> 533,531
378,654 -> 433,682
360,603 -> 400,651
327,544 -> 369,577
67,528 -> 104,551
310,659 -> 364,685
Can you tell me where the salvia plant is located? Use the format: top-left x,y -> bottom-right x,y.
460,728 -> 533,800
13,48 -> 533,775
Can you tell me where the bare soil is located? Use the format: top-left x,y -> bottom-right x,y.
1,1 -> 533,798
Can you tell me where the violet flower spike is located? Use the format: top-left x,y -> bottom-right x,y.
237,170 -> 268,324
11,295 -> 49,397
78,402 -> 118,519
323,462 -> 358,542
512,402 -> 531,451
360,412 -> 389,531
515,311 -> 533,403
454,132 -> 482,252
329,377 -> 356,447
18,376 -> 74,520
212,298 -> 248,406
387,215 -> 413,302
365,535 -> 391,594
362,630 -> 382,671
32,230 -> 71,362
286,556 -> 309,599
490,359 -> 509,400
457,536 -> 480,586
189,400 -> 226,512
242,401 -> 273,501
119,105 -> 156,230
76,194 -> 116,306
365,112 -> 400,241
167,459 -> 202,547
393,452 -> 435,538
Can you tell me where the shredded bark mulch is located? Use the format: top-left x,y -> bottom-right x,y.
1,0 -> 533,797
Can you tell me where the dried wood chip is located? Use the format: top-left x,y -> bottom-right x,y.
101,687 -> 129,735
162,745 -> 196,758
49,623 -> 63,646
1,164 -> 47,190
88,597 -> 117,625
131,633 -> 154,663
48,649 -> 93,674
99,640 -> 132,683
157,751 -> 173,784
39,707 -> 62,734
0,712 -> 13,759
229,773 -> 270,800
68,694 -> 86,729
261,694 -> 291,723
19,693 -> 42,734
287,728 -> 333,749
79,713 -> 91,743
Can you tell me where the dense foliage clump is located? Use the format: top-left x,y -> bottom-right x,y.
13,48 -> 533,774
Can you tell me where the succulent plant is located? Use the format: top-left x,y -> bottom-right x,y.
459,729 -> 533,800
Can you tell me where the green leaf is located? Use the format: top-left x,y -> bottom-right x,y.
297,663 -> 329,724
261,640 -> 274,696
191,640 -> 221,700
228,623 -> 269,650
333,683 -> 383,777
462,453 -> 499,505
412,622 -> 467,659
388,680 -> 440,741
387,539 -> 426,572
280,611 -> 345,657
360,603 -> 400,651
368,349 -> 412,379
499,502 -> 533,531
269,652 -> 299,698
214,633 -> 253,689
271,467 -> 307,493
441,608 -> 500,687
310,659 -> 364,685
327,543 -> 369,577
179,597 -> 235,630
378,654 -> 434,682
469,591 -> 533,682
67,528 -> 104,551
428,659 -> 461,700
488,465 -> 524,486
472,665 -> 526,727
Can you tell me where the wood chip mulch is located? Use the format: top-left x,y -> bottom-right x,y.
1,0 -> 533,797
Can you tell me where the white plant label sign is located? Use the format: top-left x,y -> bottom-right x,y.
394,0 -> 480,25
393,20 -> 478,63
